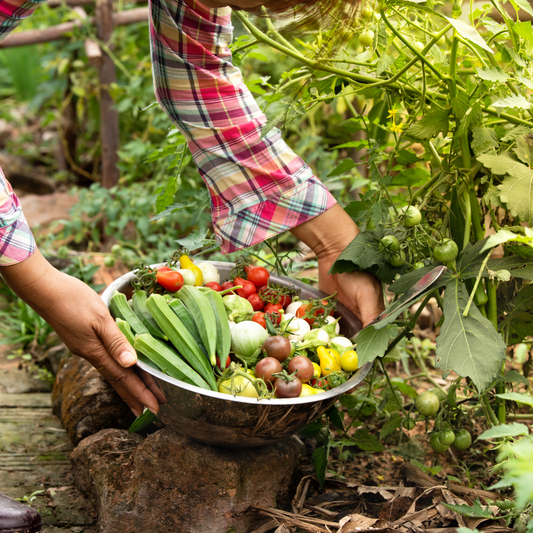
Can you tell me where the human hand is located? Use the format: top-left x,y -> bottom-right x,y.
1,251 -> 164,416
290,203 -> 384,328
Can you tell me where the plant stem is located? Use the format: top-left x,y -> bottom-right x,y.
482,393 -> 500,426
462,189 -> 472,250
379,359 -> 408,416
410,341 -> 447,394
463,251 -> 491,317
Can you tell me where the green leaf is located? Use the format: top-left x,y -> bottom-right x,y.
155,174 -> 180,214
175,228 -> 211,251
350,428 -> 384,451
493,95 -> 532,110
435,280 -> 506,391
376,54 -> 396,76
344,200 -> 372,224
391,379 -> 418,399
477,422 -> 529,440
451,93 -> 470,119
507,243 -> 533,259
149,201 -> 196,222
498,165 -> 533,223
495,392 -> 533,408
444,16 -> 493,52
515,134 -> 533,166
502,125 -> 533,142
476,66 -> 509,82
405,108 -> 449,141
299,421 -> 324,439
339,118 -> 364,133
481,228 -> 533,252
380,413 -> 403,440
354,325 -> 391,365
477,151 -> 524,175
501,369 -> 530,386
443,499 -> 494,519
326,405 -> 345,431
472,126 -> 499,156
510,0 -> 533,18
450,186 -> 466,251
390,167 -> 430,187
396,149 -> 422,165
332,231 -> 381,271
312,445 -> 328,488
327,158 -> 356,177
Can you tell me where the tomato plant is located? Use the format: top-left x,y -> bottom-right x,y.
415,391 -> 440,417
453,429 -> 472,451
433,239 -> 459,264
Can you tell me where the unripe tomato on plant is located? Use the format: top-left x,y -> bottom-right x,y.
104,256 -> 115,268
413,261 -> 426,270
402,418 -> 416,430
413,40 -> 425,52
415,391 -> 440,416
433,239 -> 459,263
438,430 -> 456,446
428,387 -> 446,402
453,429 -> 472,450
390,251 -> 406,267
381,235 -> 400,252
400,206 -> 422,227
360,29 -> 374,48
361,5 -> 373,18
429,432 -> 449,453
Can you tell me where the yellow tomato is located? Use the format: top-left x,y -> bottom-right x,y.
218,375 -> 258,398
312,362 -> 321,379
317,346 -> 341,376
340,350 -> 359,372
299,384 -> 317,397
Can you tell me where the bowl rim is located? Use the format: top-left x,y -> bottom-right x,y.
101,261 -> 371,406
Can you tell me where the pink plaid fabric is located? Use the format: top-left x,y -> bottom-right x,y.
0,0 -> 336,263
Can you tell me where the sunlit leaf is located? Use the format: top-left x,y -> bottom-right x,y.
477,422 -> 529,440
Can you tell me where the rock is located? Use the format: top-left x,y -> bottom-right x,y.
71,428 -> 305,533
52,355 -> 134,445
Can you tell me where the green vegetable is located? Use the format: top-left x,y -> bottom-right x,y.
168,298 -> 203,348
222,294 -> 254,323
230,320 -> 268,359
433,239 -> 459,263
110,290 -> 149,336
453,429 -> 472,450
390,251 -> 406,267
415,391 -> 440,416
116,318 -> 135,346
205,289 -> 231,369
430,432 -> 449,453
400,206 -> 422,227
381,235 -> 400,252
133,290 -> 168,341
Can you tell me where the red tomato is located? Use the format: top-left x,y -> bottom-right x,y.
221,281 -> 235,292
248,293 -> 265,311
265,310 -> 281,325
156,270 -> 184,292
247,266 -> 270,288
205,281 -> 222,291
237,280 -> 257,299
264,302 -> 282,313
252,312 -> 266,329
215,354 -> 231,370
157,266 -> 172,272
279,295 -> 292,309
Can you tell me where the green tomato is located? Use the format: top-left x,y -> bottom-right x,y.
361,5 -> 373,18
413,40 -> 425,52
438,429 -> 456,446
413,261 -> 426,270
415,391 -> 440,416
433,239 -> 459,263
428,387 -> 446,402
390,251 -> 406,268
360,29 -> 374,48
381,235 -> 400,252
453,429 -> 472,450
400,206 -> 422,227
430,432 -> 450,453
366,218 -> 376,230
402,418 -> 416,430
104,256 -> 115,268
111,244 -> 122,255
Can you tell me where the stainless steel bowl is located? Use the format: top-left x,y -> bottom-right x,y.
101,261 -> 371,448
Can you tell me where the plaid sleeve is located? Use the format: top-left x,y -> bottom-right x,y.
0,166 -> 36,266
0,0 -> 47,42
149,0 -> 336,254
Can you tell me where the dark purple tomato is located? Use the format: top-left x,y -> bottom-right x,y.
254,357 -> 282,384
262,336 -> 291,362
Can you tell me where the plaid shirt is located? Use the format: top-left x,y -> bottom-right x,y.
0,0 -> 335,262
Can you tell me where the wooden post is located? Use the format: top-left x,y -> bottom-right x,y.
96,0 -> 120,188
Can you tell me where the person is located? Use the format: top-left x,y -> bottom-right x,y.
0,0 -> 383,528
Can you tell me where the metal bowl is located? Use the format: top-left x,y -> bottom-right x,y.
101,262 -> 371,448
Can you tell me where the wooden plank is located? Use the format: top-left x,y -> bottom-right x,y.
0,7 -> 148,49
0,393 -> 51,408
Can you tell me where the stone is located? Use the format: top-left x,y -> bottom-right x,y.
52,356 -> 134,445
71,428 -> 306,533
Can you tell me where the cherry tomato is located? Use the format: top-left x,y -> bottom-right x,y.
264,302 -> 282,313
430,433 -> 449,454
156,265 -> 172,272
287,356 -> 314,383
361,5 -> 373,18
453,429 -> 472,450
279,295 -> 292,309
381,235 -> 400,252
438,430 -> 456,446
360,29 -> 374,47
264,302 -> 283,324
433,239 -> 459,263
400,206 -> 422,227
274,377 -> 302,398
340,350 -> 359,372
248,293 -> 265,311
236,280 -> 257,299
205,281 -> 222,292
300,384 -> 317,397
254,357 -> 282,384
156,270 -> 184,292
262,336 -> 291,362
413,40 -> 424,52
221,281 -> 235,292
428,387 -> 446,402
265,311 -> 282,325
252,312 -> 266,329
390,251 -> 406,268
415,391 -> 440,417
246,266 -> 270,288
296,301 -> 330,325
413,261 -> 426,270
402,418 -> 416,430
215,354 -> 231,370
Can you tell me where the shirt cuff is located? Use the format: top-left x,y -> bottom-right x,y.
0,215 -> 36,266
214,177 -> 337,254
